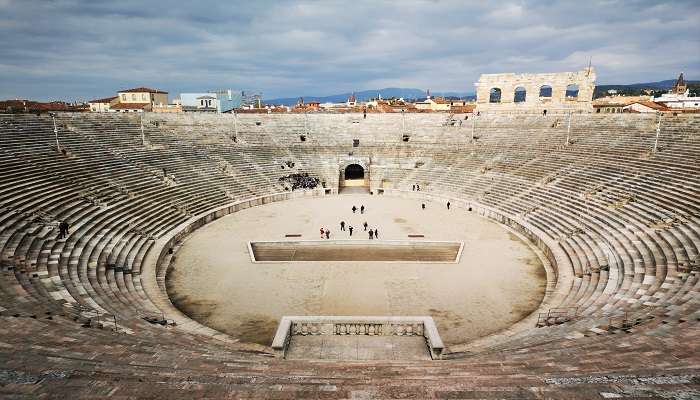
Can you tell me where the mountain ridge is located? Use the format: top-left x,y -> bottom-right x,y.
265,79 -> 697,105
264,88 -> 474,106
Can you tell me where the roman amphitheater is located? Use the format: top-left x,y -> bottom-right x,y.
1,110 -> 699,398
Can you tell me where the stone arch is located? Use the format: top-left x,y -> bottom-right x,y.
539,85 -> 552,98
339,158 -> 370,191
566,83 -> 579,100
344,164 -> 364,180
514,86 -> 527,103
489,88 -> 502,103
339,158 -> 368,173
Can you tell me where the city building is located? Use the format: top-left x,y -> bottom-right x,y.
654,73 -> 700,110
87,96 -> 117,112
180,93 -> 218,112
180,89 -> 243,113
622,101 -> 669,113
111,87 -> 168,113
593,95 -> 652,113
415,96 -> 452,111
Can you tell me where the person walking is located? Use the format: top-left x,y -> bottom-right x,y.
352,205 -> 357,214
369,230 -> 374,239
447,201 -> 451,210
412,184 -> 416,191
360,205 -> 365,214
325,229 -> 330,239
421,203 -> 426,210
349,226 -> 354,236
374,228 -> 379,239
363,221 -> 368,231
320,227 -> 325,239
340,221 -> 346,231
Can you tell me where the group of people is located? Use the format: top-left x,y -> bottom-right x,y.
351,205 -> 366,214
338,220 -> 379,239
279,173 -> 320,190
318,204 -> 382,240
412,184 -> 421,191
316,200 -> 454,241
57,221 -> 70,239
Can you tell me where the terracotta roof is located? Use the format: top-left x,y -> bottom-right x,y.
110,102 -> 150,110
0,100 -> 79,111
629,101 -> 669,111
118,87 -> 168,94
88,96 -> 117,104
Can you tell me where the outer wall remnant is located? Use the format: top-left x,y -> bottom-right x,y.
475,68 -> 596,113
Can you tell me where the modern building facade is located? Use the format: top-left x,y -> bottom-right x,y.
180,89 -> 243,113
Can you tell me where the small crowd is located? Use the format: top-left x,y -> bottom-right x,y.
317,204 -> 380,240
316,200 -> 453,240
280,173 -> 320,190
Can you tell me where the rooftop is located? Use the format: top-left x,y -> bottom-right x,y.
118,87 -> 168,94
88,96 -> 117,104
110,102 -> 150,110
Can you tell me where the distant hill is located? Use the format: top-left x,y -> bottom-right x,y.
265,79 -> 697,105
594,79 -> 698,98
265,88 -> 475,106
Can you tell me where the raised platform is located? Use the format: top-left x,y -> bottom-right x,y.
248,240 -> 463,263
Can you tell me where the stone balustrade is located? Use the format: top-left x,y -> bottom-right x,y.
272,316 -> 444,359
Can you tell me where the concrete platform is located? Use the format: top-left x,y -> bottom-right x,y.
249,240 -> 463,262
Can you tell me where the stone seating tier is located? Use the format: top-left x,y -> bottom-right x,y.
0,112 -> 698,398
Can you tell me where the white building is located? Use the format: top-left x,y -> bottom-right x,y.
654,73 -> 700,110
87,96 -> 117,112
180,90 -> 243,113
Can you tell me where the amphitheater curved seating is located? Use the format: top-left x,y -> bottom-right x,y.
0,112 -> 698,398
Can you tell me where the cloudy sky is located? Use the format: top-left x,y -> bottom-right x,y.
0,0 -> 698,101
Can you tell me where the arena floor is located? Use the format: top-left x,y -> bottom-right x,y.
166,194 -> 547,347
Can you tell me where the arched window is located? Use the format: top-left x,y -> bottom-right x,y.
539,85 -> 552,98
514,86 -> 527,103
566,84 -> 579,99
489,88 -> 502,103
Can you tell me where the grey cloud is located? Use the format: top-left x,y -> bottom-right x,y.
0,0 -> 698,101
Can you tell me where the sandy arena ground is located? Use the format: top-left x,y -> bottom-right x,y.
166,194 -> 546,347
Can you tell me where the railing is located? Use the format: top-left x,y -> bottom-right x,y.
272,316 -> 444,360
536,307 -> 579,327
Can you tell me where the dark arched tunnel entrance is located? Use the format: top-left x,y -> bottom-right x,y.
345,164 -> 365,180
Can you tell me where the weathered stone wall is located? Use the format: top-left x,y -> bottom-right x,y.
475,68 -> 596,113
